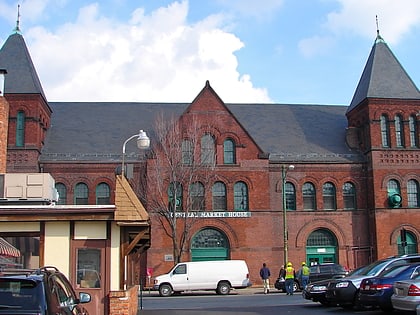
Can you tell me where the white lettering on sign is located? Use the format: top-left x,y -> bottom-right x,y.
171,212 -> 251,218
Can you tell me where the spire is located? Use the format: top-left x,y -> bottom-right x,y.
12,4 -> 21,34
375,15 -> 384,44
347,29 -> 420,113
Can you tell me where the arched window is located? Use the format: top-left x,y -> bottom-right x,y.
201,134 -> 215,165
285,182 -> 296,210
303,182 -> 316,210
16,111 -> 25,147
168,182 -> 183,211
398,230 -> 418,255
74,183 -> 89,205
380,114 -> 390,147
395,114 -> 404,147
96,183 -> 110,205
234,181 -> 248,211
307,229 -> 337,246
190,182 -> 205,211
212,181 -> 227,211
387,179 -> 402,208
343,182 -> 356,210
407,180 -> 420,208
182,139 -> 193,165
323,182 -> 336,210
409,115 -> 418,148
223,139 -> 236,164
55,183 -> 67,205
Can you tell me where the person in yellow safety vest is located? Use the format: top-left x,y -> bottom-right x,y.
299,262 -> 310,289
284,262 -> 296,295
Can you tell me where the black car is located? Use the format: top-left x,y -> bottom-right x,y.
0,266 -> 91,314
358,263 -> 420,311
325,254 -> 420,310
303,265 -> 366,306
275,263 -> 348,293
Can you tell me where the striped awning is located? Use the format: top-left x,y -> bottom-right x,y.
0,238 -> 20,258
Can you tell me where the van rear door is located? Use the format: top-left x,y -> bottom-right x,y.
170,263 -> 190,291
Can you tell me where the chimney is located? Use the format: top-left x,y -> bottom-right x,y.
0,69 -> 9,173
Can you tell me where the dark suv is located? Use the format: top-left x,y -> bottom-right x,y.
0,266 -> 91,314
275,263 -> 348,292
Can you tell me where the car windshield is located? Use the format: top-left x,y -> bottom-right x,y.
358,259 -> 393,276
348,265 -> 369,276
0,278 -> 42,311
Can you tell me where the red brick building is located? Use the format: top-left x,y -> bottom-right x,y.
0,26 -> 419,287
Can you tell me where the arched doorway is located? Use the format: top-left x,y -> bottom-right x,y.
306,229 -> 338,265
191,228 -> 230,261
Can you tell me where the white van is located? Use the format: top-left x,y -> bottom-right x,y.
152,260 -> 251,296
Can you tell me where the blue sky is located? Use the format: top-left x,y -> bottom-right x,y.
0,0 -> 419,105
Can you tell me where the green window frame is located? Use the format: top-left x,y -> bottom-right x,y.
16,111 -> 25,147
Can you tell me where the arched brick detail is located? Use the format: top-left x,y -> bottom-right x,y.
188,219 -> 240,249
295,219 -> 347,249
390,225 -> 420,246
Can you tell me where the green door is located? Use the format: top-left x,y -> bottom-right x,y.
191,228 -> 229,261
306,229 -> 338,264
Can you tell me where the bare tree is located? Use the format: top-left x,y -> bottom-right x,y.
147,111 -> 216,264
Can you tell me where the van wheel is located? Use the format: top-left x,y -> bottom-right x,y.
217,282 -> 230,295
159,284 -> 173,297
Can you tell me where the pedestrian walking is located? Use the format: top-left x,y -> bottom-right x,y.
298,261 -> 310,289
259,262 -> 271,294
285,262 -> 296,295
278,265 -> 285,280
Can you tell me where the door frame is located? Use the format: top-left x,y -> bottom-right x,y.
71,239 -> 109,315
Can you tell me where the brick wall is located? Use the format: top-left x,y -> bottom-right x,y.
0,97 -> 9,173
108,285 -> 139,315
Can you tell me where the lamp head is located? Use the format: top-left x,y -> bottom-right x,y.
136,130 -> 150,149
288,165 -> 295,170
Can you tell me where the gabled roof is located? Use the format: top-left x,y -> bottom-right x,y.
41,100 -> 361,164
0,32 -> 47,99
348,33 -> 420,113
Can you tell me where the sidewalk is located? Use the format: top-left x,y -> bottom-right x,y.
139,285 -> 282,296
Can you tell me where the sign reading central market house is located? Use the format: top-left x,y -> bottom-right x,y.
172,212 -> 251,218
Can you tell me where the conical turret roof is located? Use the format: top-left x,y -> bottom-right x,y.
0,31 -> 47,100
347,33 -> 420,113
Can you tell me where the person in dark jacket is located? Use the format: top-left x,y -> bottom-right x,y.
259,262 -> 271,294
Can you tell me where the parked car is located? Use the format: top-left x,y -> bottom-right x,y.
325,254 -> 420,310
359,263 -> 420,311
391,276 -> 420,313
153,260 -> 251,297
275,263 -> 347,293
0,266 -> 91,314
303,265 -> 367,306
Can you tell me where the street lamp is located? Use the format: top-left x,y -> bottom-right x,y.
121,130 -> 150,178
282,164 -> 295,266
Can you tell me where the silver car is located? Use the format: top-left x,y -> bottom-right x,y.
391,276 -> 420,314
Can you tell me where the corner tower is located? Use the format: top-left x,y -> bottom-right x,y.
346,31 -> 420,258
0,26 -> 52,173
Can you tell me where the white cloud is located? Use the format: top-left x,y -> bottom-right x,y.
325,0 -> 420,44
21,1 -> 271,103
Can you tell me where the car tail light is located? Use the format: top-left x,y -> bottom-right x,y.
408,284 -> 420,296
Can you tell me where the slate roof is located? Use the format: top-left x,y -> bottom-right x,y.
348,34 -> 420,112
6,31 -> 419,165
0,32 -> 47,100
40,100 -> 362,163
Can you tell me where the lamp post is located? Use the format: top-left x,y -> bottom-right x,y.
282,164 -> 294,266
121,130 -> 150,178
